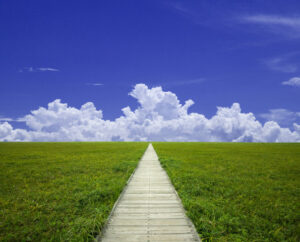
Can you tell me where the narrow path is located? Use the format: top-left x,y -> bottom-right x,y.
99,143 -> 200,242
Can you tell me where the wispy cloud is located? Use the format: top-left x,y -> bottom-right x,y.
86,83 -> 103,86
262,52 -> 300,73
166,2 -> 206,25
263,57 -> 298,73
162,78 -> 205,87
168,2 -> 191,16
240,14 -> 300,38
282,77 -> 300,87
242,15 -> 300,27
37,67 -> 59,72
260,108 -> 300,127
0,117 -> 25,122
19,67 -> 59,72
0,117 -> 13,122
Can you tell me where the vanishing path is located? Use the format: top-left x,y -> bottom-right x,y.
99,143 -> 200,242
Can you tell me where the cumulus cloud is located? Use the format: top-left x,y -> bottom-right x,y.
0,84 -> 299,142
282,77 -> 300,86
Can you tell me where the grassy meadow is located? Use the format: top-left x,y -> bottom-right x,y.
0,142 -> 147,241
153,143 -> 300,241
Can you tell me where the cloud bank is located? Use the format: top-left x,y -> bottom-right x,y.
1,84 -> 299,142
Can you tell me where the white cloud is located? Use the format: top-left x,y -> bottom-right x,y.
0,84 -> 299,142
86,83 -> 103,86
282,77 -> 300,86
263,57 -> 298,73
19,67 -> 59,72
242,15 -> 300,27
240,14 -> 300,38
0,122 -> 13,139
0,117 -> 13,122
168,2 -> 191,15
260,109 -> 300,127
0,116 -> 25,122
37,67 -> 59,72
163,78 -> 205,87
262,52 -> 300,73
166,2 -> 206,26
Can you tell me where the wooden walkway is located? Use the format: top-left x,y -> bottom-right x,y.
98,144 -> 200,241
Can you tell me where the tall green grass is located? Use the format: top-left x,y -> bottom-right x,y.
153,143 -> 300,241
0,142 -> 148,241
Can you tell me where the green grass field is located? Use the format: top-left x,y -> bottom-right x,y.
153,143 -> 300,241
0,142 -> 147,241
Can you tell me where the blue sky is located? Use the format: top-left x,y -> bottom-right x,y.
0,0 -> 300,141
